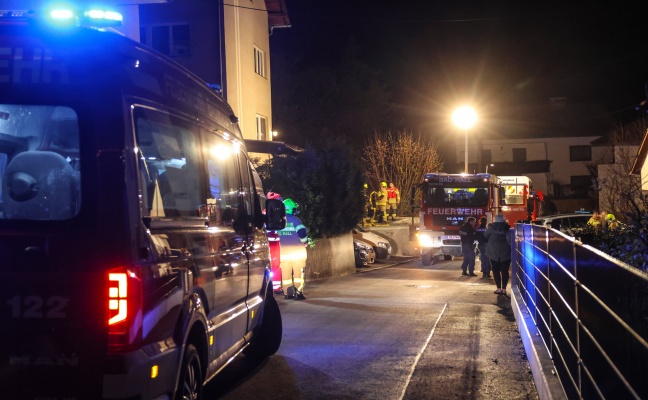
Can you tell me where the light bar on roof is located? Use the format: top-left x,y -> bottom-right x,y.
42,3 -> 123,28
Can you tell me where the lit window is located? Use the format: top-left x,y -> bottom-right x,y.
254,47 -> 266,78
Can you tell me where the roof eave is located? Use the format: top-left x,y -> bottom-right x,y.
264,0 -> 291,28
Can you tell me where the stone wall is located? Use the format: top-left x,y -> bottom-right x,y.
305,232 -> 355,281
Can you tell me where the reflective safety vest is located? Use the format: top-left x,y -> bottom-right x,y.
375,188 -> 388,206
387,187 -> 400,204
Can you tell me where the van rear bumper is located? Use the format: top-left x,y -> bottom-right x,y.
103,346 -> 180,399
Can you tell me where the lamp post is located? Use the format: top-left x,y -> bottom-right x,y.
452,106 -> 478,174
486,163 -> 494,174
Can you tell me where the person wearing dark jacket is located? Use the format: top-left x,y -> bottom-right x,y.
485,214 -> 512,295
475,216 -> 490,278
459,217 -> 477,276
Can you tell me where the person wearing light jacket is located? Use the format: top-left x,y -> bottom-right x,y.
485,214 -> 512,295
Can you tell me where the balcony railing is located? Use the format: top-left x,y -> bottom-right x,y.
512,224 -> 648,399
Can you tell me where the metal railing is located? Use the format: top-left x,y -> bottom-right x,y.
512,224 -> 648,399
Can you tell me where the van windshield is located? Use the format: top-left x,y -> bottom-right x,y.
0,105 -> 81,220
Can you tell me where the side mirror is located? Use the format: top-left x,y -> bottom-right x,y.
498,187 -> 506,206
265,198 -> 286,231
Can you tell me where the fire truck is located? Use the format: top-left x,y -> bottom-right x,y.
416,173 -> 540,266
417,173 -> 499,265
499,176 -> 546,223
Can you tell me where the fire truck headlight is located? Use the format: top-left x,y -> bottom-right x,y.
419,234 -> 434,248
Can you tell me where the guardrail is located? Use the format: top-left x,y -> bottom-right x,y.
512,224 -> 648,399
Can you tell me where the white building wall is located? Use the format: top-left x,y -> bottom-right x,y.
460,136 -> 603,196
224,0 -> 272,141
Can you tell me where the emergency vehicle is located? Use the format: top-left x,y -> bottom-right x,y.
417,173 -> 542,265
498,175 -> 546,223
0,6 -> 285,399
417,173 -> 501,265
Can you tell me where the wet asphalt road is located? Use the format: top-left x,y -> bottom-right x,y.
204,257 -> 538,399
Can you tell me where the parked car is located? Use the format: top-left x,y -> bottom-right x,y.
354,239 -> 376,267
353,226 -> 392,259
532,212 -> 593,235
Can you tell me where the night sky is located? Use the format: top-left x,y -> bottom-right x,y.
270,1 -> 648,129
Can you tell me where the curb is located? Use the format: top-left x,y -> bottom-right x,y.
355,256 -> 418,273
511,287 -> 567,400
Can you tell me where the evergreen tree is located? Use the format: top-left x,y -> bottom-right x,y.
262,140 -> 365,240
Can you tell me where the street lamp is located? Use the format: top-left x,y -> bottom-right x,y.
486,163 -> 494,174
452,106 -> 478,174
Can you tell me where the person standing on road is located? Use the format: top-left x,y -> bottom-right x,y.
375,182 -> 388,223
588,211 -> 602,231
459,217 -> 477,276
485,214 -> 512,295
386,182 -> 400,221
475,216 -> 490,278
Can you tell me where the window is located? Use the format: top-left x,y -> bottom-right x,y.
254,47 -> 266,78
142,24 -> 191,57
0,105 -> 81,220
512,148 -> 527,162
481,149 -> 492,164
204,136 -> 243,226
570,175 -> 591,198
570,145 -> 591,161
135,108 -> 203,218
256,115 -> 267,140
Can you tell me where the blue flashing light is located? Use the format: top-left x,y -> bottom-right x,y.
50,9 -> 74,20
31,3 -> 123,29
84,9 -> 123,26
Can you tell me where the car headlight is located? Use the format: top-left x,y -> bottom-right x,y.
355,241 -> 370,251
377,242 -> 388,248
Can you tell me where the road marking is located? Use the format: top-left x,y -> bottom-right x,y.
398,302 -> 449,400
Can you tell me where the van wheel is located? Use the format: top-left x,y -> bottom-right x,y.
175,344 -> 203,400
422,252 -> 432,266
245,292 -> 282,360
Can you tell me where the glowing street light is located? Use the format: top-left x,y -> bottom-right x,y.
452,106 -> 478,174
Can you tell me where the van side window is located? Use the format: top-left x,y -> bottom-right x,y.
0,105 -> 81,220
134,109 -> 202,218
204,134 -> 241,226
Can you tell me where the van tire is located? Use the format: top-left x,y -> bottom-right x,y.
245,292 -> 282,360
175,344 -> 203,400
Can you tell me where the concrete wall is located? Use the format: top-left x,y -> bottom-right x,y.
369,225 -> 418,256
305,233 -> 356,281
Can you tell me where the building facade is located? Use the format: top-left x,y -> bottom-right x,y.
454,101 -> 615,212
10,0 -> 289,143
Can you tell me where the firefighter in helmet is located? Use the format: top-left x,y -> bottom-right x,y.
375,182 -> 388,223
363,183 -> 377,226
279,198 -> 308,300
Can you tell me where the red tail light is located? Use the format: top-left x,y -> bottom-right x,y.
107,267 -> 142,353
